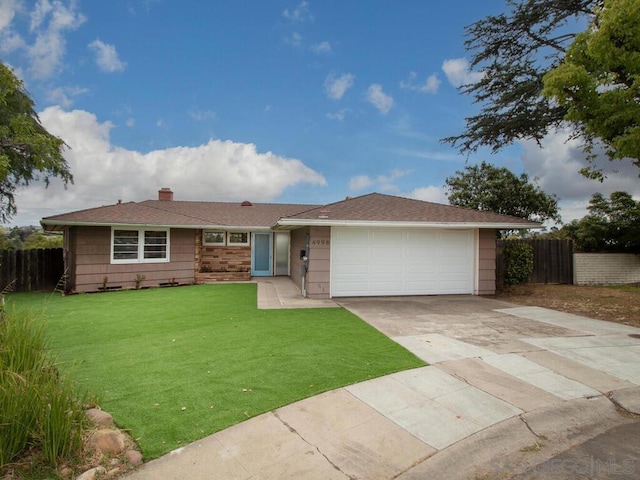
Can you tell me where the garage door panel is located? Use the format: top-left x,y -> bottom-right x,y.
371,250 -> 403,262
371,229 -> 404,242
333,228 -> 369,242
332,264 -> 370,276
370,279 -> 403,292
331,227 -> 475,297
371,264 -> 404,275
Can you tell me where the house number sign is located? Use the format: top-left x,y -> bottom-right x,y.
311,239 -> 330,246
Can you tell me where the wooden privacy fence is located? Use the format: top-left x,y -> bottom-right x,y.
0,248 -> 64,292
497,239 -> 574,286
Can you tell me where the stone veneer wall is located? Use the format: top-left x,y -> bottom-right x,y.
573,253 -> 640,285
195,231 -> 251,282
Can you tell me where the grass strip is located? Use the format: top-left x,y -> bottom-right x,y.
9,284 -> 425,459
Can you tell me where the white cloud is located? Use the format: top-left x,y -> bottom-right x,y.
284,31 -> 303,47
406,186 -> 448,204
419,75 -> 440,94
326,108 -> 349,121
46,85 -> 88,108
8,107 -> 327,225
400,71 -> 440,94
27,0 -> 86,79
0,0 -> 25,54
282,1 -> 312,23
0,0 -> 20,32
188,109 -> 216,121
0,0 -> 86,78
88,39 -> 126,72
311,41 -> 331,54
325,73 -> 354,100
366,84 -> 393,114
30,0 -> 52,31
442,57 -> 483,88
349,175 -> 374,191
392,148 -> 461,162
125,118 -> 135,127
349,169 -> 410,192
519,128 -> 640,223
377,169 -> 410,184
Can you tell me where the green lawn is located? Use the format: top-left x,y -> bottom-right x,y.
8,284 -> 424,459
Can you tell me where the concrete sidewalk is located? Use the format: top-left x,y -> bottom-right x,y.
124,281 -> 640,480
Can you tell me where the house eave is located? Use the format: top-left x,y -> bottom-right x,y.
272,218 -> 542,230
40,220 -> 274,231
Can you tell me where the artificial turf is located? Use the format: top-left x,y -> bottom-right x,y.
9,284 -> 425,459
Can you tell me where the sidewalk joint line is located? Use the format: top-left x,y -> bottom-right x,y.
272,411 -> 355,480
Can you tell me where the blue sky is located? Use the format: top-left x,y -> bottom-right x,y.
2,0 -> 638,227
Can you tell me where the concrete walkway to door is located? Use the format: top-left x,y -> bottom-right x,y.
124,279 -> 640,480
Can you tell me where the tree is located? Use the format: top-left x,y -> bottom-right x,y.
542,0 -> 640,175
442,0 -> 596,156
22,232 -> 62,249
441,0 -> 640,176
0,61 -> 72,222
562,191 -> 640,252
445,161 -> 561,230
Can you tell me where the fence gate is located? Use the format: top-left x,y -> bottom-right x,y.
497,239 -> 574,286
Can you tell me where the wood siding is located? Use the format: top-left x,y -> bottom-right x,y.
307,226 -> 331,298
290,226 -> 331,298
69,226 -> 196,292
290,227 -> 309,295
477,229 -> 497,295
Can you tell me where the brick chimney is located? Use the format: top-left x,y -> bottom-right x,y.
158,188 -> 174,201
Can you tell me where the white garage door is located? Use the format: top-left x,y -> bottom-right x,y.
331,227 -> 475,297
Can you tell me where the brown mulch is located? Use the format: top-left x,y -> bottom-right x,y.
493,283 -> 640,328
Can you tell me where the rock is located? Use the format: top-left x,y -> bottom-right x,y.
86,408 -> 114,427
58,466 -> 73,478
124,449 -> 143,466
107,467 -> 122,477
76,466 -> 106,480
89,429 -> 126,455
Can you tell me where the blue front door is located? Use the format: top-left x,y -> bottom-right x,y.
251,233 -> 273,276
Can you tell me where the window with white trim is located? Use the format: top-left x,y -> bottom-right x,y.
112,228 -> 170,263
203,230 -> 225,246
228,232 -> 249,246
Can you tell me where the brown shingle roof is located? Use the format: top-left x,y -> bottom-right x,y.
278,193 -> 541,227
138,200 -> 319,227
41,200 -> 319,229
41,192 -> 541,230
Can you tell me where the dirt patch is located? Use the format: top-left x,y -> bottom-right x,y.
494,284 -> 640,328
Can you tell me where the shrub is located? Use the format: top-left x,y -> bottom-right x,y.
502,241 -> 534,286
0,308 -> 88,469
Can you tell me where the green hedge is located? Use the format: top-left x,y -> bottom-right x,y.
502,241 -> 534,286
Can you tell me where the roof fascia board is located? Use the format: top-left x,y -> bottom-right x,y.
40,220 -> 276,230
273,219 -> 541,229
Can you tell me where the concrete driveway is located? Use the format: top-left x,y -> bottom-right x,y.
125,289 -> 640,480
